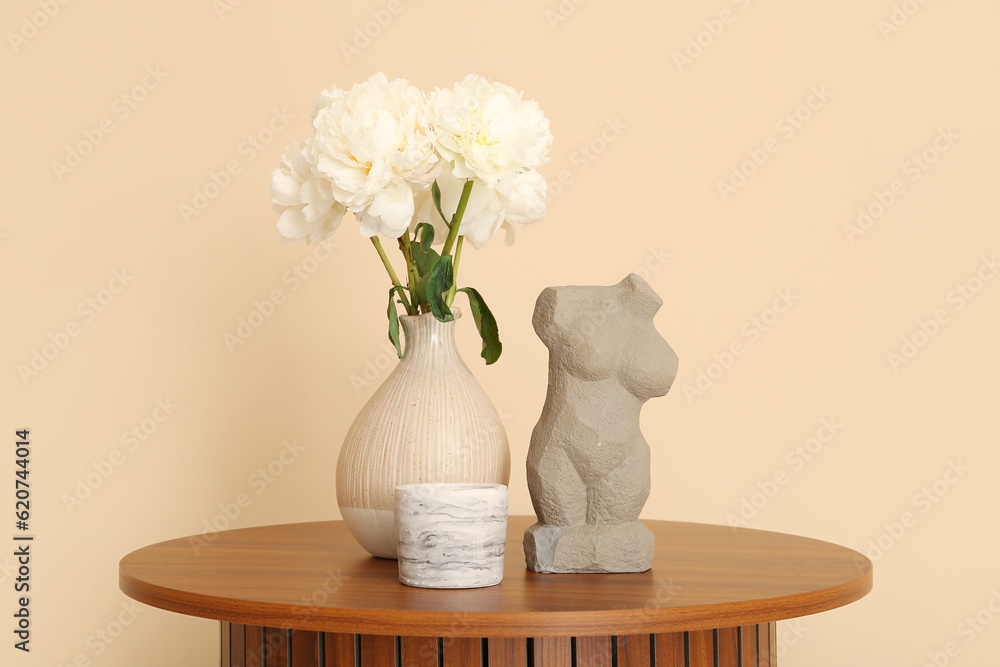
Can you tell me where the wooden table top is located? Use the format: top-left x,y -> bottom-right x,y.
119,516 -> 872,637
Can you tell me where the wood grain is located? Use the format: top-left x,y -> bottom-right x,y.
533,636 -> 572,665
119,516 -> 872,637
576,635 -> 612,666
230,622 -> 245,667
442,636 -> 480,667
264,627 -> 287,667
245,625 -> 263,667
758,623 -> 772,667
224,623 -> 774,667
291,629 -> 317,665
359,634 -> 395,667
689,629 -> 714,667
654,632 -> 685,666
323,633 -> 356,667
718,626 -> 739,666
617,634 -> 651,667
221,622 -> 231,667
400,636 -> 437,667
741,625 -> 758,667
487,637 -> 527,665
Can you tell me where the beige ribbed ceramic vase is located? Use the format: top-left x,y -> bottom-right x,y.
336,310 -> 511,559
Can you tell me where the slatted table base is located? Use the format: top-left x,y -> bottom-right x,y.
222,622 -> 778,667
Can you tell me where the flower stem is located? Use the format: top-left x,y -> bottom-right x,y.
446,236 -> 464,306
398,232 -> 419,292
371,236 -> 414,314
441,179 -> 474,257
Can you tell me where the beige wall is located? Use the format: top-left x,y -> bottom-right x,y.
4,0 -> 999,664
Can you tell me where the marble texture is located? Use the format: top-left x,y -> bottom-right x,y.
337,311 -> 511,559
524,274 -> 679,573
395,483 -> 508,589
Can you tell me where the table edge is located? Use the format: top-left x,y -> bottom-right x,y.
118,519 -> 874,637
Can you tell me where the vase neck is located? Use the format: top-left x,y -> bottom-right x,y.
400,311 -> 461,361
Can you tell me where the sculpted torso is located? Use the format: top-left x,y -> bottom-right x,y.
524,274 -> 678,573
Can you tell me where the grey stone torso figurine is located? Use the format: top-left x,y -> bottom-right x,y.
524,274 -> 678,573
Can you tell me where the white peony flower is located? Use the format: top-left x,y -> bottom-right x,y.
413,168 -> 548,249
429,75 -> 552,187
414,170 -> 504,249
496,168 -> 547,224
270,141 -> 346,244
310,86 -> 339,120
310,73 -> 440,239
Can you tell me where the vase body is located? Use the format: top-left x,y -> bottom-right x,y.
336,311 -> 511,559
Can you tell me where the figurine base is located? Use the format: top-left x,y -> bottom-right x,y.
523,521 -> 654,573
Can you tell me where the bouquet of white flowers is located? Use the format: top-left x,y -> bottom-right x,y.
271,73 -> 552,364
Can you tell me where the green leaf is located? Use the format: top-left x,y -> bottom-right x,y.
415,222 -> 435,250
412,271 -> 429,308
458,287 -> 502,364
386,285 -> 407,358
411,223 -> 441,277
426,255 -> 454,322
431,181 -> 445,223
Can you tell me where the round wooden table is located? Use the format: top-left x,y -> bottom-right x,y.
119,516 -> 872,666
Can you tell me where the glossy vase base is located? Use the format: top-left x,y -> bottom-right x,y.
339,507 -> 396,559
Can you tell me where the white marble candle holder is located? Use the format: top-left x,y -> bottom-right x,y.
394,483 -> 508,589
